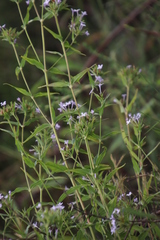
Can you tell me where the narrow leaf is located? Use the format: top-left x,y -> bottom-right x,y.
44,26 -> 62,41
21,56 -> 44,71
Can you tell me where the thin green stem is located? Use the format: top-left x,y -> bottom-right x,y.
16,2 -> 40,62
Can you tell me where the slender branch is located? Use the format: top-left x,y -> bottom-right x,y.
85,0 -> 157,67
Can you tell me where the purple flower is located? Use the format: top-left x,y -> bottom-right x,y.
85,30 -> 90,36
77,112 -> 88,120
64,140 -> 69,145
36,108 -> 40,113
0,24 -> 6,31
122,94 -> 126,101
0,101 -> 6,107
43,0 -> 50,8
71,8 -> 80,16
110,208 -> 120,235
26,0 -> 30,4
50,202 -> 65,212
95,75 -> 103,83
55,123 -> 60,130
97,64 -> 103,70
55,0 -> 61,4
79,21 -> 86,31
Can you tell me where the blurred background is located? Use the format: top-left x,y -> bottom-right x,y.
0,0 -> 160,209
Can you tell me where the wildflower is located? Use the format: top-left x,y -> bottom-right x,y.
90,109 -> 94,114
32,222 -> 38,228
68,201 -> 76,211
0,101 -> 6,107
77,112 -> 88,120
36,203 -> 41,209
126,65 -> 132,69
134,197 -> 138,203
58,100 -> 79,112
79,21 -> 86,31
55,123 -> 60,130
36,108 -> 40,113
122,93 -> 127,101
138,68 -> 142,74
0,194 -> 3,200
71,8 -> 80,16
51,134 -> 56,141
0,203 -> 2,208
43,0 -> 50,8
64,140 -> 69,145
85,30 -> 90,36
110,208 -> 120,235
95,75 -> 103,83
98,83 -> 103,94
71,215 -> 75,219
50,202 -> 65,212
55,229 -> 58,239
0,24 -> 6,31
26,0 -> 30,4
126,191 -> 132,197
55,0 -> 61,4
97,64 -> 103,70
126,112 -> 141,125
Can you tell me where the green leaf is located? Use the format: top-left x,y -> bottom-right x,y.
15,66 -> 21,80
39,81 -> 69,88
64,41 -> 85,56
132,158 -> 140,174
127,89 -> 138,112
48,67 -> 67,76
58,185 -> 83,202
12,187 -> 28,195
33,92 -> 57,98
21,56 -> 44,71
68,168 -> 91,175
24,123 -> 50,143
46,162 -> 67,173
95,148 -> 107,165
44,26 -> 62,41
4,84 -> 31,97
23,156 -> 34,168
72,68 -> 89,84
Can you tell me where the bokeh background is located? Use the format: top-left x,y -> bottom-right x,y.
0,0 -> 160,209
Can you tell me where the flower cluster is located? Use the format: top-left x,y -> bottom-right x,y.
0,191 -> 11,208
50,202 -> 65,212
126,112 -> 141,125
89,64 -> 104,95
58,100 -> 80,112
69,8 -> 89,36
110,208 -> 120,235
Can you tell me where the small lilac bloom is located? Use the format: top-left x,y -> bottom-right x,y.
138,68 -> 142,74
64,140 -> 69,145
14,39 -> 17,44
126,65 -> 132,69
55,123 -> 60,130
122,94 -> 127,101
98,83 -> 103,94
68,201 -> 76,211
110,208 -> 120,235
55,0 -> 61,4
51,134 -> 56,141
17,97 -> 21,102
0,203 -> 2,208
89,87 -> 94,95
0,101 -> 6,107
0,24 -> 6,31
71,8 -> 80,16
95,75 -> 103,83
134,197 -> 138,203
85,30 -> 90,36
26,0 -> 30,4
32,222 -> 38,228
126,191 -> 132,197
36,108 -> 40,113
97,64 -> 103,70
79,21 -> 86,31
71,215 -> 75,219
90,109 -> 94,114
81,11 -> 87,17
0,194 -> 3,200
36,203 -> 41,209
50,202 -> 65,212
43,0 -> 50,8
55,229 -> 58,239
